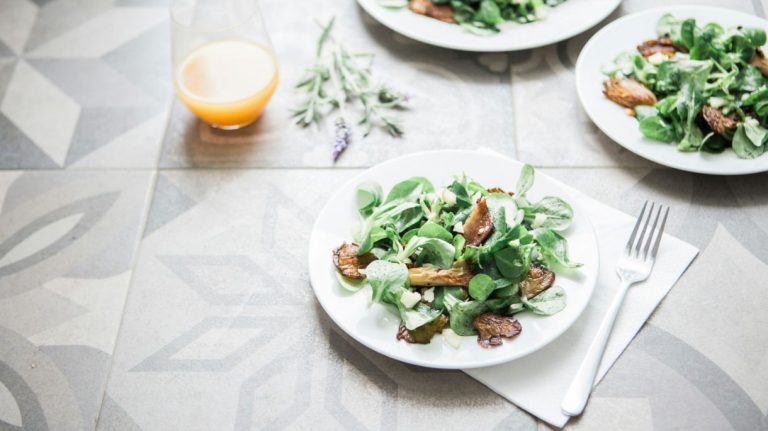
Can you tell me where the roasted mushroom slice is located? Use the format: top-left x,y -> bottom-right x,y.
463,198 -> 494,246
332,242 -> 375,280
637,38 -> 677,57
408,261 -> 473,287
472,313 -> 522,348
408,0 -> 455,23
519,264 -> 555,299
396,315 -> 449,344
603,76 -> 657,108
751,48 -> 768,77
487,187 -> 514,196
702,105 -> 739,135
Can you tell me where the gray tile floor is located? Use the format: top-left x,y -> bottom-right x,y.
1,0 -> 767,430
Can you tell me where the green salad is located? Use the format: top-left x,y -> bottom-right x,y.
602,14 -> 768,159
332,165 -> 580,348
380,0 -> 567,34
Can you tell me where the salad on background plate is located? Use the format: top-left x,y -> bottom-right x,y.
332,165 -> 579,349
602,14 -> 768,159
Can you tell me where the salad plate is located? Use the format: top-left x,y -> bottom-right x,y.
576,6 -> 768,175
356,0 -> 621,52
308,150 -> 599,369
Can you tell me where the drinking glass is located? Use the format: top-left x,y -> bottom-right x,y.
171,0 -> 278,130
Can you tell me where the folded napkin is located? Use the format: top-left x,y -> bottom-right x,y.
464,182 -> 699,428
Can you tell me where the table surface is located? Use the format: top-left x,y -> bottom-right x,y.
1,0 -> 767,430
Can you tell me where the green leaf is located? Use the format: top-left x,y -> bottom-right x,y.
452,234 -> 466,260
473,0 -> 504,27
639,116 -> 678,142
432,286 -> 464,312
356,182 -> 382,216
365,260 -> 409,305
634,105 -> 657,121
535,229 -> 581,268
399,236 -> 456,269
417,221 -> 453,242
493,246 -> 530,283
522,285 -> 566,315
468,274 -> 496,301
742,27 -> 767,48
384,177 -> 433,203
516,164 -> 535,197
524,196 -> 574,230
732,124 -> 767,159
335,271 -> 366,292
679,18 -> 696,50
743,120 -> 768,147
448,299 -> 488,336
399,302 -> 442,330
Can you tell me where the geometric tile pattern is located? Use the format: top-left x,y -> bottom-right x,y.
0,0 -> 767,430
0,1 -> 169,169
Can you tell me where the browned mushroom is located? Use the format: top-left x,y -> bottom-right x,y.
751,48 -> 768,77
637,37 -> 677,57
408,261 -> 473,287
332,243 -> 376,280
702,105 -> 739,135
487,187 -> 514,196
396,315 -> 448,344
603,76 -> 657,108
408,0 -> 455,23
473,313 -> 522,348
463,198 -> 493,246
519,264 -> 555,299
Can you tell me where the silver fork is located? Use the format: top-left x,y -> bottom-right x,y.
561,201 -> 669,416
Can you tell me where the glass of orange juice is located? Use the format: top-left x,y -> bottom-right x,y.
171,0 -> 278,130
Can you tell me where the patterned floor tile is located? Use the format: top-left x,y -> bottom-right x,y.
0,0 -> 170,169
0,170 -> 153,430
101,170 -> 536,430
158,0 -> 514,168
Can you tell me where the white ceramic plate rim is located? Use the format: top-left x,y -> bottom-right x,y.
356,0 -> 622,52
576,5 -> 768,175
308,150 -> 599,369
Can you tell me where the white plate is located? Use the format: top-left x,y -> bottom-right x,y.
356,0 -> 621,52
576,6 -> 768,175
308,150 -> 599,369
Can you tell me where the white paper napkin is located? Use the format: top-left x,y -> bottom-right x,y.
464,185 -> 699,428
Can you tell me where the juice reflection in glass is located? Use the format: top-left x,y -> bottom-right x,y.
171,0 -> 278,130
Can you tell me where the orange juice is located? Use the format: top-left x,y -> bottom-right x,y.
175,40 -> 278,129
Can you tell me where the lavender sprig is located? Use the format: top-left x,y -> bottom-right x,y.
332,117 -> 352,161
292,17 -> 408,162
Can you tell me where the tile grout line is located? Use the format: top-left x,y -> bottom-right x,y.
90,168 -> 159,431
91,96 -> 175,430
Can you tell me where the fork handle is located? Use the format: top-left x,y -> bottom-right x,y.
561,280 -> 632,416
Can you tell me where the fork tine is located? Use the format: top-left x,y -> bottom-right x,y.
650,206 -> 670,259
624,201 -> 648,254
642,204 -> 663,260
634,202 -> 655,256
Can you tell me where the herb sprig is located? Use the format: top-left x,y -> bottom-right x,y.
292,18 -> 409,161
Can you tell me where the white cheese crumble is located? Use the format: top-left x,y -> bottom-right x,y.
708,97 -> 727,108
533,213 -> 548,228
453,222 -> 464,233
647,52 -> 665,66
442,328 -> 462,349
399,290 -> 421,309
422,287 -> 435,303
441,189 -> 457,207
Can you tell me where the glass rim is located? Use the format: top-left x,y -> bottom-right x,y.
169,0 -> 260,33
